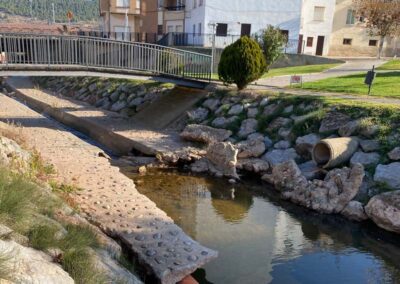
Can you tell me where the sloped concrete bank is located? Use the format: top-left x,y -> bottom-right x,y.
4,76 -> 202,156
0,91 -> 217,283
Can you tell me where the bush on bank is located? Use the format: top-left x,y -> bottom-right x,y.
218,36 -> 266,90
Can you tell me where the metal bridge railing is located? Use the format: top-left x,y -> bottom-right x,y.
0,33 -> 212,82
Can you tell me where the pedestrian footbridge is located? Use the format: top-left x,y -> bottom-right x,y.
0,33 -> 212,88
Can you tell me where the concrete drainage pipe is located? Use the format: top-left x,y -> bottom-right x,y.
312,137 -> 359,169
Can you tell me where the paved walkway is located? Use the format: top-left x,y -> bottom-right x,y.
254,58 -> 386,88
0,91 -> 217,284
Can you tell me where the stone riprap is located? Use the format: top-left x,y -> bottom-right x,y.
34,77 -> 174,118
180,89 -> 400,234
0,93 -> 217,284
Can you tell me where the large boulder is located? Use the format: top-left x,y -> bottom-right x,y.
262,148 -> 299,166
181,125 -> 232,144
338,120 -> 360,137
262,103 -> 279,116
187,107 -> 209,123
350,152 -> 380,167
0,136 -> 31,169
237,137 -> 266,159
267,117 -> 292,132
359,140 -> 380,153
247,108 -> 259,118
341,201 -> 369,222
365,191 -> 400,234
228,104 -> 244,116
298,160 -> 326,180
319,112 -> 351,133
191,142 -> 239,179
211,116 -> 238,129
0,240 -> 74,283
206,142 -> 238,178
295,134 -> 320,159
202,98 -> 220,111
237,119 -> 258,138
274,140 -> 291,150
388,147 -> 400,161
264,161 -> 365,214
236,158 -> 270,174
374,163 -> 400,189
110,100 -> 128,112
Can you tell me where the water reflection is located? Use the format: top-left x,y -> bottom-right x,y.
124,169 -> 400,284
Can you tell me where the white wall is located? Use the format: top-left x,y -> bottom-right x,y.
300,0 -> 335,56
185,0 -> 302,49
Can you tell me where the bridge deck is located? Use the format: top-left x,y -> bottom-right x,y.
0,33 -> 212,88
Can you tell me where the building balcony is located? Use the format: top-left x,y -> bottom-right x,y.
165,5 -> 185,11
164,9 -> 185,21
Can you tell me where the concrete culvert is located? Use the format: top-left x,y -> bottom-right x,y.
312,137 -> 359,169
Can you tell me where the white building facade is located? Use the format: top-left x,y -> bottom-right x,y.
184,0 -> 303,51
299,0 -> 335,56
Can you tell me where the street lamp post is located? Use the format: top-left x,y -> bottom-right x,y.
209,23 -> 217,75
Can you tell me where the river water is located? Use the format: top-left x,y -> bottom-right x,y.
125,169 -> 400,284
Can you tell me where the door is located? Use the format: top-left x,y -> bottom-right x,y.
316,36 -> 325,56
298,34 -> 303,54
241,24 -> 251,37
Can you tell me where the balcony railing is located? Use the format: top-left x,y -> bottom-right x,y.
164,5 -> 185,11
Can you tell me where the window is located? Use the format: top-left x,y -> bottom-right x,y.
157,25 -> 163,35
116,0 -> 129,8
307,37 -> 314,47
241,24 -> 251,37
199,0 -> 203,6
343,38 -> 352,45
314,6 -> 325,21
280,30 -> 289,42
369,40 -> 378,46
346,10 -> 355,25
136,0 -> 141,11
193,24 -> 196,34
216,23 -> 228,37
193,0 -> 197,8
198,23 -> 202,35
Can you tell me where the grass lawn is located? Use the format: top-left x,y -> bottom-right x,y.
262,63 -> 341,78
210,63 -> 341,81
377,59 -> 400,71
298,71 -> 400,98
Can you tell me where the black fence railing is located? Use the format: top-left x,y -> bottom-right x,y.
158,32 -> 300,54
72,31 -> 158,44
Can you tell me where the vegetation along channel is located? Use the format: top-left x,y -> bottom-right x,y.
124,169 -> 400,284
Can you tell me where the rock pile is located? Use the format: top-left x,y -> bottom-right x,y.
34,77 -> 174,117
180,90 -> 400,234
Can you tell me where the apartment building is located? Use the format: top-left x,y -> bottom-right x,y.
328,0 -> 399,57
183,0 -> 303,50
157,0 -> 186,34
99,0 -> 157,41
299,0 -> 335,56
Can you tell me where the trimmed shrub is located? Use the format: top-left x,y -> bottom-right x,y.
255,25 -> 287,69
218,36 -> 266,90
